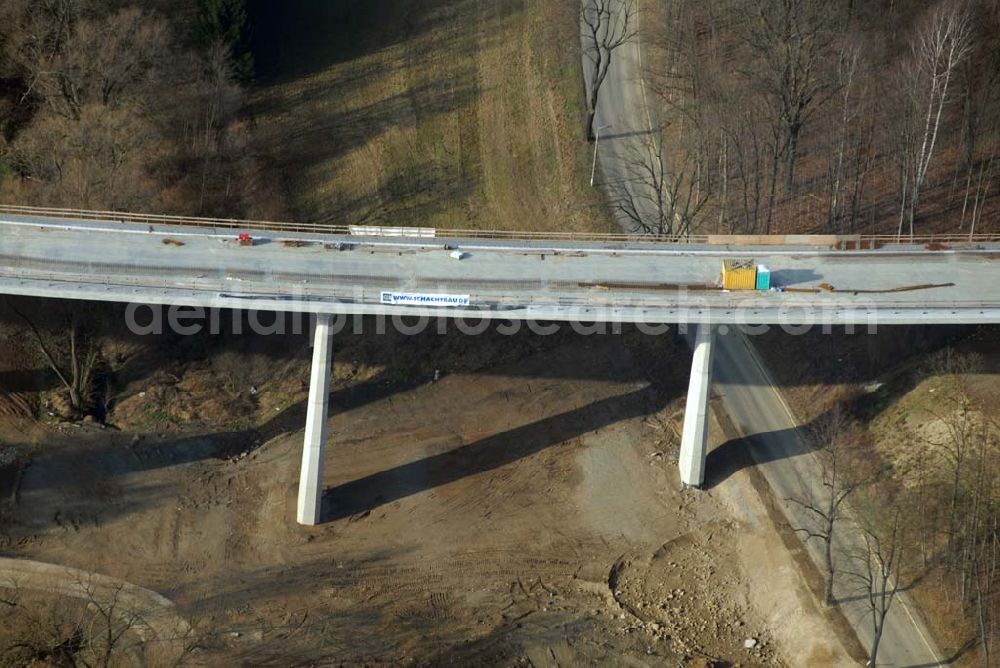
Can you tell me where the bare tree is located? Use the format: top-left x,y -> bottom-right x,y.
846,102 -> 877,233
4,3 -> 169,121
581,0 -> 636,141
972,506 -> 998,665
965,148 -> 997,240
0,580 -> 145,667
897,348 -> 1000,663
919,351 -> 984,558
846,513 -> 906,667
896,0 -> 973,240
787,405 -> 877,605
3,299 -> 102,416
9,104 -> 160,209
58,8 -> 170,113
195,40 -> 243,213
738,0 -> 837,191
826,41 -> 875,233
954,4 -> 1000,238
722,101 -> 782,234
612,129 -> 710,238
2,0 -> 87,103
79,578 -> 145,668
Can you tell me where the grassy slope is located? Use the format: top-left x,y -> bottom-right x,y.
245,0 -> 612,233
860,347 -> 1000,661
755,326 -> 999,662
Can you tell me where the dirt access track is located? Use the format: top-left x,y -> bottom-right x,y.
1,337 -> 858,665
0,557 -> 190,645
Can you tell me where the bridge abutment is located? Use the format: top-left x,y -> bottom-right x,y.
297,314 -> 334,525
679,324 -> 716,487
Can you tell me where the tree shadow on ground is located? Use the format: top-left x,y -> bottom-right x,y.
247,0 -> 519,83
906,637 -> 977,668
14,367 -> 424,496
244,0 -> 532,227
0,370 -> 54,393
248,76 -> 480,225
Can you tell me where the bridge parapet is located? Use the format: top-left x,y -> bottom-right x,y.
0,205 -> 996,248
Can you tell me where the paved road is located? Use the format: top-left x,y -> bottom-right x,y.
582,1 -> 945,663
713,329 -> 943,666
581,0 -> 658,233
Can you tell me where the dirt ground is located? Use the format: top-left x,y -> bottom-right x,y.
0,337 -> 856,665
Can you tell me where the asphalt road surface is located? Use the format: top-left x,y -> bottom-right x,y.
582,0 -> 659,233
713,328 -> 943,666
581,1 -> 947,663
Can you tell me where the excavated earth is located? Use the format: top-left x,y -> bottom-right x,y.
0,337 -> 855,665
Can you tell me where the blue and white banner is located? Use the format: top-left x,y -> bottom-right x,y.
380,291 -> 471,307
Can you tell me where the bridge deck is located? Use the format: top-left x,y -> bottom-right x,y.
1,213 -> 999,324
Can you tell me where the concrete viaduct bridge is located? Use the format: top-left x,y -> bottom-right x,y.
2,205 -> 1000,524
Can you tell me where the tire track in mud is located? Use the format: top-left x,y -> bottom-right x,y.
326,551 -> 583,595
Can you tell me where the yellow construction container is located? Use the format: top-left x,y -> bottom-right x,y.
722,259 -> 757,290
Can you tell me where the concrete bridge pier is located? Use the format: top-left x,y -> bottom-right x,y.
679,324 -> 716,488
297,314 -> 334,525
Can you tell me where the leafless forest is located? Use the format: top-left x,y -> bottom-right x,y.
650,0 -> 1000,238
0,0 -> 252,217
891,350 -> 1000,663
835,376 -> 997,665
5,1 -> 998,240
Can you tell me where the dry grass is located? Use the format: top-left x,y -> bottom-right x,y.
755,328 -> 1000,665
245,0 -> 613,234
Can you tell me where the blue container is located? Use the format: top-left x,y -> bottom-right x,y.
756,265 -> 771,290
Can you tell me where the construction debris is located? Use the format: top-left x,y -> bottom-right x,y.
781,282 -> 954,294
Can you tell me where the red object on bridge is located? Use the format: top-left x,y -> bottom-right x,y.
238,233 -> 253,246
